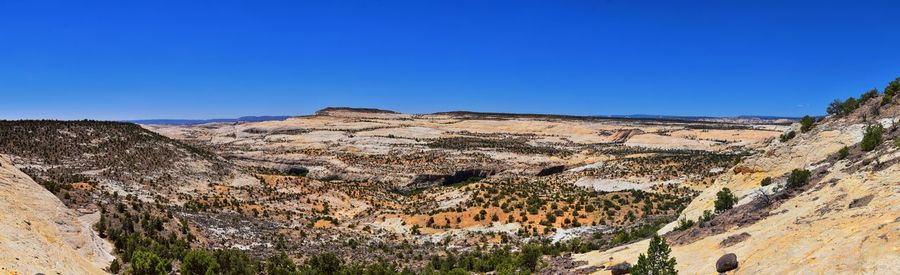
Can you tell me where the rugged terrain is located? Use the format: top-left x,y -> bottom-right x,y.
142,109 -> 785,268
565,91 -> 900,274
2,83 -> 898,274
0,109 -> 786,273
0,155 -> 111,274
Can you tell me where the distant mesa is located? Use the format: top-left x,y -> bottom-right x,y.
432,111 -> 798,124
128,107 -> 797,125
315,107 -> 400,115
432,110 -> 602,120
128,115 -> 292,125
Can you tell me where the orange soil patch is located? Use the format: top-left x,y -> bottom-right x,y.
70,182 -> 93,191
313,219 -> 335,228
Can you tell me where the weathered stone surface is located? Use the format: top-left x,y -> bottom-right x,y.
571,105 -> 900,274
719,232 -> 751,248
608,262 -> 631,275
716,253 -> 738,273
0,156 -> 110,274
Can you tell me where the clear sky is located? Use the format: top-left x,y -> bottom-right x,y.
1,1 -> 899,120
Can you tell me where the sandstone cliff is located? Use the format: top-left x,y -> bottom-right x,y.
0,155 -> 111,274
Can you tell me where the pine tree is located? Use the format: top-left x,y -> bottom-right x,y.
631,235 -> 678,275
714,188 -> 737,213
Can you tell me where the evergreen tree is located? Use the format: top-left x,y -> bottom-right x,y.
861,124 -> 884,151
786,169 -> 811,189
799,115 -> 816,133
303,253 -> 343,274
182,250 -> 220,275
631,235 -> 677,275
714,188 -> 737,213
130,250 -> 168,275
885,77 -> 900,97
266,253 -> 298,275
214,249 -> 259,275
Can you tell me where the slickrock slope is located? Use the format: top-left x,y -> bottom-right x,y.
0,155 -> 111,274
572,100 -> 900,274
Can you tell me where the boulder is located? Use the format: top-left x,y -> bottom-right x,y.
716,253 -> 738,273
608,262 -> 631,275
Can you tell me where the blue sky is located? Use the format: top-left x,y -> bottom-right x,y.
1,1 -> 899,120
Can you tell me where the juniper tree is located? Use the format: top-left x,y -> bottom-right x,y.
714,188 -> 737,213
861,124 -> 884,151
631,235 -> 678,275
799,115 -> 816,133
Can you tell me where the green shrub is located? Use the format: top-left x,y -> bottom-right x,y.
885,77 -> 900,97
545,213 -> 556,223
698,210 -> 714,223
860,88 -> 879,103
265,253 -> 297,275
760,177 -> 772,186
109,259 -> 121,274
837,146 -> 849,160
673,218 -> 695,231
303,253 -> 343,274
130,250 -> 168,275
214,249 -> 258,275
714,188 -> 737,213
787,169 -> 811,189
779,130 -> 796,142
519,243 -> 543,271
799,116 -> 816,133
631,235 -> 677,275
182,250 -> 219,275
861,124 -> 884,151
827,97 -> 860,117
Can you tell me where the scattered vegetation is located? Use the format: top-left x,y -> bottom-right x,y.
0,110 -> 790,273
673,218 -> 695,231
827,97 -> 860,117
428,136 -> 571,156
859,88 -> 879,104
861,124 -> 884,152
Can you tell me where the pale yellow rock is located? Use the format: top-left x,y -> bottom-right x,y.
674,123 -> 867,227
576,162 -> 900,274
0,155 -> 109,274
574,118 -> 900,274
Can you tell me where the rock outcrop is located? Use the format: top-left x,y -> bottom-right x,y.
0,155 -> 110,274
715,253 -> 738,273
607,262 -> 631,275
571,98 -> 900,274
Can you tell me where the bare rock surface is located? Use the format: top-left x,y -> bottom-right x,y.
716,253 -> 738,273
0,155 -> 108,274
572,105 -> 900,274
